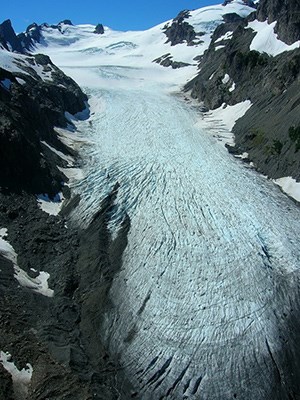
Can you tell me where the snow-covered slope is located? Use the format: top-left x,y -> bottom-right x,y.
34,0 -> 255,85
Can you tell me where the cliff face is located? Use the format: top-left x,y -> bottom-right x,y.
0,20 -> 24,53
185,3 -> 300,181
0,50 -> 87,195
162,10 -> 205,46
257,0 -> 300,44
0,21 -> 132,399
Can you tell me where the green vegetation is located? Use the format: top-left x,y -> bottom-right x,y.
250,128 -> 266,146
289,126 -> 300,152
272,140 -> 283,155
235,50 -> 269,69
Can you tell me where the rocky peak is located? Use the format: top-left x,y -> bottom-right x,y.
0,19 -> 24,53
17,22 -> 42,50
257,0 -> 300,44
94,23 -> 105,34
173,10 -> 191,23
163,10 -> 202,46
58,19 -> 73,26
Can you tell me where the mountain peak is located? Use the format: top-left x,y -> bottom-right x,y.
0,19 -> 24,53
94,23 -> 104,34
58,19 -> 73,26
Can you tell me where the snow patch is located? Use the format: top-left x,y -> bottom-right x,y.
0,228 -> 8,238
16,77 -> 26,85
209,100 -> 252,131
248,20 -> 300,56
199,100 -> 252,146
58,167 -> 85,185
273,177 -> 300,203
215,31 -> 233,43
0,351 -> 33,398
215,45 -> 225,51
37,192 -> 64,216
0,229 -> 54,297
222,73 -> 230,84
229,81 -> 236,92
41,141 -> 74,166
234,152 -> 249,159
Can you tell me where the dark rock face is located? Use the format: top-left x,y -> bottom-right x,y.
0,19 -> 133,398
18,23 -> 42,50
0,190 -> 133,399
17,19 -> 74,51
0,365 -> 13,400
0,19 -> 24,53
257,0 -> 300,44
0,20 -> 87,196
94,23 -> 105,34
185,12 -> 300,181
222,12 -> 246,24
153,53 -> 191,69
163,10 -> 204,46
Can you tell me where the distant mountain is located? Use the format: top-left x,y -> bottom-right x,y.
0,19 -> 24,53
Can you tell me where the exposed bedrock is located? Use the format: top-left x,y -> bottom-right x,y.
163,10 -> 205,46
0,188 -> 132,399
0,53 -> 87,195
184,11 -> 300,181
257,0 -> 300,45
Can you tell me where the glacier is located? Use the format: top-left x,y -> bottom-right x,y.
34,5 -> 300,398
69,67 -> 300,400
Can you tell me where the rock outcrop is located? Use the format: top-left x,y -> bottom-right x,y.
163,10 -> 204,46
0,19 -> 24,53
0,189 -> 132,399
257,0 -> 300,44
0,50 -> 87,195
153,53 -> 191,69
185,4 -> 300,182
94,23 -> 105,34
0,20 -> 132,399
18,23 -> 42,50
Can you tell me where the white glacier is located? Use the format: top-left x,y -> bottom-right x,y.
57,68 -> 300,399
26,3 -> 300,397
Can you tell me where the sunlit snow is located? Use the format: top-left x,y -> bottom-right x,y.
37,192 -> 64,216
248,20 -> 300,56
274,177 -> 300,203
0,351 -> 33,398
0,228 -> 54,297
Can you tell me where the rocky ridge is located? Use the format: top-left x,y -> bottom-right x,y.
0,21 -> 130,399
0,52 -> 87,195
185,0 -> 300,182
162,10 -> 205,46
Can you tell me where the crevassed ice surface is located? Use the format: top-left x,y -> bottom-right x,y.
64,67 -> 300,400
39,10 -> 300,399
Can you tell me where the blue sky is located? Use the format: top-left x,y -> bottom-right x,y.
3,0 -> 220,33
